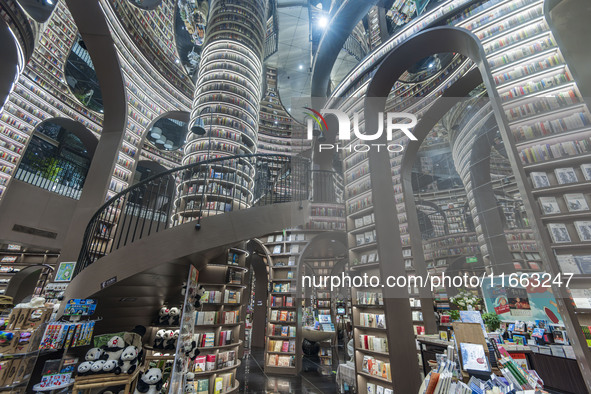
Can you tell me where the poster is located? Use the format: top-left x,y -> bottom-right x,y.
482,275 -> 563,325
55,262 -> 76,282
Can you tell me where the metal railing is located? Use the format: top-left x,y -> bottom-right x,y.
74,154 -> 310,276
14,151 -> 88,199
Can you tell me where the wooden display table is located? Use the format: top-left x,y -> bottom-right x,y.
72,368 -> 140,393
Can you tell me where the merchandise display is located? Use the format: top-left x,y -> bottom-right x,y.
1,0 -> 591,392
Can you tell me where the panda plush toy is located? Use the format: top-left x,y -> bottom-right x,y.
182,339 -> 199,361
133,368 -> 163,394
103,336 -> 126,361
116,345 -> 141,375
90,360 -> 107,374
168,307 -> 180,326
77,347 -> 105,375
102,359 -> 119,373
193,285 -> 205,308
153,329 -> 165,349
156,307 -> 170,326
164,330 -> 176,350
184,372 -> 196,393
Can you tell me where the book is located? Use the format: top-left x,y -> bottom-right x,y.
556,254 -> 581,274
547,223 -> 571,243
531,172 -> 550,188
565,193 -> 589,212
206,354 -> 217,371
581,163 -> 591,181
539,196 -> 560,214
195,356 -> 206,372
575,255 -> 591,274
460,342 -> 490,372
555,167 -> 578,184
574,221 -> 591,241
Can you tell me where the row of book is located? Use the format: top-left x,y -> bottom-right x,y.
355,291 -> 383,306
513,112 -> 589,142
191,372 -> 235,394
475,4 -> 543,41
271,283 -> 291,293
366,382 -> 393,394
485,18 -> 547,57
353,212 -> 375,229
194,351 -> 236,372
361,355 -> 392,381
489,36 -> 555,70
194,329 -> 234,348
200,290 -> 241,304
500,72 -> 571,102
268,324 -> 296,337
359,334 -> 388,353
195,311 -> 239,326
507,90 -> 580,122
359,313 -> 386,329
556,254 -> 591,275
266,354 -> 294,367
270,295 -> 294,307
355,230 -> 377,246
310,206 -> 345,218
269,310 -> 295,322
267,339 -> 295,353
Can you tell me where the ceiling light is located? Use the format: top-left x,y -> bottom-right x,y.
175,59 -> 180,64
318,16 -> 328,28
45,0 -> 54,5
151,127 -> 162,138
164,141 -> 173,149
428,63 -> 434,68
156,138 -> 165,144
299,64 -> 303,70
316,2 -> 322,9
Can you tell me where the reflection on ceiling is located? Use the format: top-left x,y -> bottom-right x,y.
147,117 -> 188,151
399,53 -> 455,83
175,0 -> 208,81
65,37 -> 103,113
266,2 -> 311,120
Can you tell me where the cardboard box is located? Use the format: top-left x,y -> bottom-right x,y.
22,308 -> 52,330
13,330 -> 34,354
0,360 -> 16,387
6,309 -> 22,330
13,309 -> 29,330
0,360 -> 11,387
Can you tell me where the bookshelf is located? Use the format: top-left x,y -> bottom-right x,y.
190,247 -> 248,393
0,244 -> 59,295
262,230 -> 305,375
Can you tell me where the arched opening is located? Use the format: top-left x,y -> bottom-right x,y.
65,35 -> 104,113
127,0 -> 162,10
133,160 -> 168,185
14,118 -> 97,199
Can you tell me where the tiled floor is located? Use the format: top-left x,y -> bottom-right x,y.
236,348 -> 340,393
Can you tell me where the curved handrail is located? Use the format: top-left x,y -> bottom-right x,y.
74,153 -> 310,277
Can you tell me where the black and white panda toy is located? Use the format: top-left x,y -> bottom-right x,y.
156,307 -> 170,326
182,339 -> 199,361
133,368 -> 163,394
103,336 -> 126,361
102,359 -> 119,373
77,347 -> 105,376
163,330 -> 176,350
184,372 -> 196,393
168,307 -> 180,326
116,345 -> 140,375
90,360 -> 107,374
153,329 -> 165,349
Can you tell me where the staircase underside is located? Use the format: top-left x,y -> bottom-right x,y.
62,201 -> 309,332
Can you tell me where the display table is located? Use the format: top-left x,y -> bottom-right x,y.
336,362 -> 355,393
72,368 -> 140,393
302,327 -> 335,342
416,336 -> 586,393
32,381 -> 74,392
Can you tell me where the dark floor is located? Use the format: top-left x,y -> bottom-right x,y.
236,348 -> 340,393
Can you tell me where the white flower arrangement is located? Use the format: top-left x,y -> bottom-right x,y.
450,289 -> 482,311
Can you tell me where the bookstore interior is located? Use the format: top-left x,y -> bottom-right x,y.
0,0 -> 591,392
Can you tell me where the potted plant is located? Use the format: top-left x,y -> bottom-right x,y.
482,312 -> 501,332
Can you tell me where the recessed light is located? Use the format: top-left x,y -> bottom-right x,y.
318,16 -> 328,28
299,65 -> 303,70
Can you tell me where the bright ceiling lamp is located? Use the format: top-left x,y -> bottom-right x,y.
164,140 -> 173,149
318,16 -> 328,28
